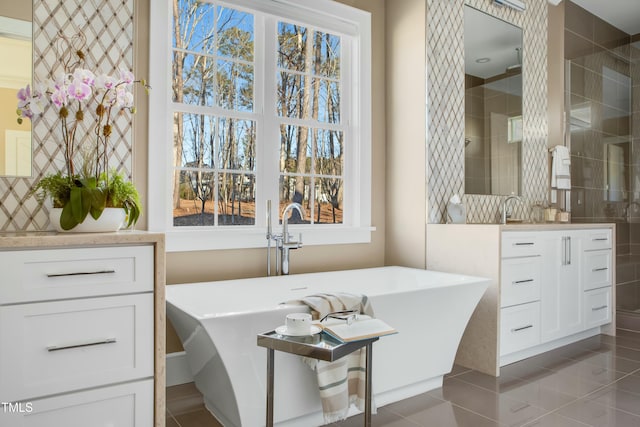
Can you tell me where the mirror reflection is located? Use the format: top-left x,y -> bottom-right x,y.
0,15 -> 32,177
464,6 -> 522,196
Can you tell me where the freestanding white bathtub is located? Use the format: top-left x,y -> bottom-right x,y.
166,266 -> 489,427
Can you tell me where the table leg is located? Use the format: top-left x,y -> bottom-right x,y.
267,348 -> 274,427
364,342 -> 373,427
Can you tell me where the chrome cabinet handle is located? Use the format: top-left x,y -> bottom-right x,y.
591,305 -> 608,311
562,236 -> 572,266
592,267 -> 608,272
514,242 -> 534,246
47,337 -> 116,352
513,279 -> 534,285
46,270 -> 116,278
592,238 -> 608,241
511,325 -> 533,332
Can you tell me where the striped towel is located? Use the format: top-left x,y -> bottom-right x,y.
287,292 -> 376,423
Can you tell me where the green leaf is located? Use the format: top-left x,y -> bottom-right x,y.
89,189 -> 107,220
60,202 -> 79,230
68,186 -> 87,223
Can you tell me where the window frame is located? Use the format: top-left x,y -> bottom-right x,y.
148,0 -> 372,252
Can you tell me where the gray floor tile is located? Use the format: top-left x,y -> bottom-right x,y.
429,378 -> 546,426
518,368 -> 606,398
454,369 -> 528,393
569,350 -> 640,373
544,360 -> 627,385
521,413 -> 591,427
334,408 -> 419,427
608,374 -> 640,395
589,386 -> 640,417
615,330 -> 640,343
384,392 -> 499,426
557,398 -> 640,427
495,380 -> 578,412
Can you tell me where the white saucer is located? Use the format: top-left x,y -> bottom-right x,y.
275,325 -> 322,337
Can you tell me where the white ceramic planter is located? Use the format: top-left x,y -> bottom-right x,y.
49,207 -> 126,233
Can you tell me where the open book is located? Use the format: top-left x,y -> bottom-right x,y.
320,315 -> 397,342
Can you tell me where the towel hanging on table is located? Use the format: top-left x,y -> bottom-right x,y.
550,145 -> 571,204
285,292 -> 376,423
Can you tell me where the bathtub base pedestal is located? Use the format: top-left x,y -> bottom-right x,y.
258,330 -> 379,427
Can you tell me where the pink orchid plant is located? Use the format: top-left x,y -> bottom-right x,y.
16,32 -> 149,230
17,67 -> 143,178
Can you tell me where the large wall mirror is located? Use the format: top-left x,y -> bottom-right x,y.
464,6 -> 522,196
0,13 -> 32,178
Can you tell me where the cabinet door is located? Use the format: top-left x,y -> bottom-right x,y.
540,231 -> 583,343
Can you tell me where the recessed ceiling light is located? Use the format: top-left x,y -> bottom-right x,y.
476,57 -> 491,64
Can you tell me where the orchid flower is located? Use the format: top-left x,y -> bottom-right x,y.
67,79 -> 92,101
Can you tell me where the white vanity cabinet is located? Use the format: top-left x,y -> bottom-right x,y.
582,229 -> 613,329
426,224 -> 615,377
539,231 -> 584,343
0,233 -> 165,427
500,234 -> 542,356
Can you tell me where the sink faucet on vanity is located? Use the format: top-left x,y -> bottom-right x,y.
266,200 -> 304,275
501,195 -> 522,224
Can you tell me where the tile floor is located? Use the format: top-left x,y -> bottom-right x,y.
166,330 -> 640,426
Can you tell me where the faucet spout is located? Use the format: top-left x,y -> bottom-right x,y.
282,203 -> 304,243
502,195 -> 522,224
278,202 -> 305,275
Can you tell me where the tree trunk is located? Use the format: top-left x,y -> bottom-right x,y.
293,27 -> 312,213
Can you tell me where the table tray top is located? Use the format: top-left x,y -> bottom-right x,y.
257,330 -> 378,362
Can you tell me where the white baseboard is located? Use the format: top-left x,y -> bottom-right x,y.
166,351 -> 194,387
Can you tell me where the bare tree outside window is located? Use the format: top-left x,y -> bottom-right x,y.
170,1 -> 344,227
277,23 -> 343,224
172,0 -> 255,226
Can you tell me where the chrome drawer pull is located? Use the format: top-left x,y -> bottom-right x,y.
47,337 -> 116,352
592,267 -> 608,272
513,279 -> 534,285
513,242 -> 534,246
511,325 -> 533,332
591,305 -> 608,311
592,238 -> 608,241
46,270 -> 116,278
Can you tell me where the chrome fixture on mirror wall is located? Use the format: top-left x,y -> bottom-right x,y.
266,200 -> 304,276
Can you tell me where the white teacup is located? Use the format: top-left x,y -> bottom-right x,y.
285,313 -> 312,335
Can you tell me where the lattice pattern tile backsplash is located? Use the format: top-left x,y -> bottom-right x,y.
0,0 -> 134,231
427,0 -> 549,223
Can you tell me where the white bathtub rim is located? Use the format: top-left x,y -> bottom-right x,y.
166,265 -> 491,321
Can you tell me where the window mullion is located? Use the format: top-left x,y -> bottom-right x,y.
261,15 -> 281,223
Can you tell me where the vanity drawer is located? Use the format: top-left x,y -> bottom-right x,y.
501,257 -> 541,308
0,379 -> 153,427
501,233 -> 539,258
582,250 -> 612,291
584,287 -> 611,329
0,294 -> 153,401
0,245 -> 153,304
500,301 -> 540,356
582,229 -> 612,251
